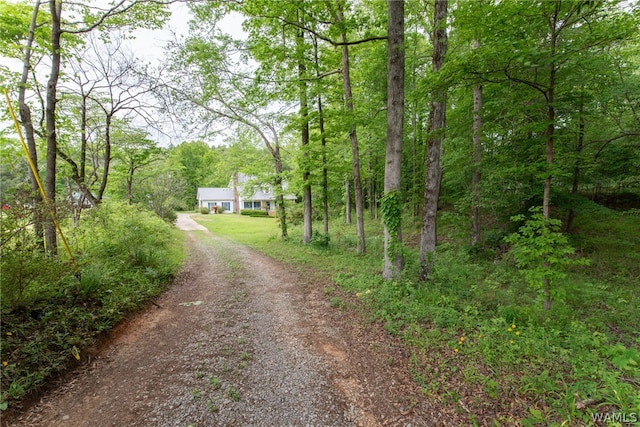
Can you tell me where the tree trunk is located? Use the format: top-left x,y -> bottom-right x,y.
232,172 -> 239,213
318,95 -> 329,235
56,147 -> 99,207
541,7 -> 558,310
368,157 -> 375,219
126,159 -> 135,205
97,114 -> 113,202
543,8 -> 558,223
337,3 -> 365,254
18,0 -> 44,250
274,153 -> 288,239
56,90 -> 99,208
297,20 -> 313,244
263,134 -> 287,239
44,0 -> 63,253
313,36 -> 329,236
345,177 -> 351,224
420,0 -> 448,279
565,93 -> 585,233
383,0 -> 405,280
470,39 -> 483,247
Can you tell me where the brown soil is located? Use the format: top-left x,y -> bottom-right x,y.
3,214 -> 461,426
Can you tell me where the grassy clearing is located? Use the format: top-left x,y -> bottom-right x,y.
192,202 -> 640,425
194,213 -> 383,278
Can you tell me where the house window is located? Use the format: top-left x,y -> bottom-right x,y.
243,201 -> 265,210
222,202 -> 231,211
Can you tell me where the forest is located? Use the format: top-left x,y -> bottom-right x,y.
1,0 -> 639,424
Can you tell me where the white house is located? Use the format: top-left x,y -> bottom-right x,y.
196,187 -> 235,213
197,173 -> 294,214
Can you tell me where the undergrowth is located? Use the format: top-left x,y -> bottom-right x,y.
0,201 -> 184,409
193,198 -> 640,425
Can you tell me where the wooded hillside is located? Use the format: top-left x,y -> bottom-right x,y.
1,0 -> 638,423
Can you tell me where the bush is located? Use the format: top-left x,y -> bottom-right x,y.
0,201 -> 184,408
310,230 -> 330,248
0,204 -> 69,311
504,206 -> 589,310
200,207 -> 210,214
240,209 -> 269,217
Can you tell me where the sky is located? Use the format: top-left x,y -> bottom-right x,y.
0,2 -> 246,148
129,3 -> 245,64
126,3 -> 246,146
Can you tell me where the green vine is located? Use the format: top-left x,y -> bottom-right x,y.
381,191 -> 401,234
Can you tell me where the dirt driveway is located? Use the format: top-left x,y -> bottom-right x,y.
7,214 -> 453,426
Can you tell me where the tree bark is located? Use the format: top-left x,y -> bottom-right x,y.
297,19 -> 313,245
273,152 -> 288,239
336,1 -> 365,254
541,4 -> 559,310
318,94 -> 329,235
18,0 -> 44,250
311,35 -> 329,236
97,115 -> 113,202
543,3 -> 559,223
383,0 -> 405,280
345,177 -> 351,224
470,39 -> 483,247
420,0 -> 448,279
232,172 -> 239,213
44,0 -> 63,253
565,92 -> 585,233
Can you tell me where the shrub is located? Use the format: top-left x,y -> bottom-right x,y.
504,206 -> 589,310
200,207 -> 210,214
1,201 -> 184,408
240,209 -> 269,217
0,204 -> 69,311
310,230 -> 330,248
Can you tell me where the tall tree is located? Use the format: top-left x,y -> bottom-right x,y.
312,36 -> 330,235
162,30 -> 292,237
111,123 -> 162,205
332,0 -> 366,254
382,0 -> 405,280
296,10 -> 313,245
44,0 -> 63,252
470,39 -> 483,247
420,0 -> 448,279
20,0 -> 169,252
58,35 -> 158,207
13,0 -> 45,249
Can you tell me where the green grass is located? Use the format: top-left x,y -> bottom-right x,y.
191,202 -> 640,426
192,213 -> 383,278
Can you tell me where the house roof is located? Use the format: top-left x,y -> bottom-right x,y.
198,173 -> 297,202
249,190 -> 276,201
197,187 -> 234,200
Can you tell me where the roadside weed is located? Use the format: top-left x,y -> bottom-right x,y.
226,386 -> 240,402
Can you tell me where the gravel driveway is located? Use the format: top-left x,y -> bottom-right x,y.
7,214 -> 450,426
